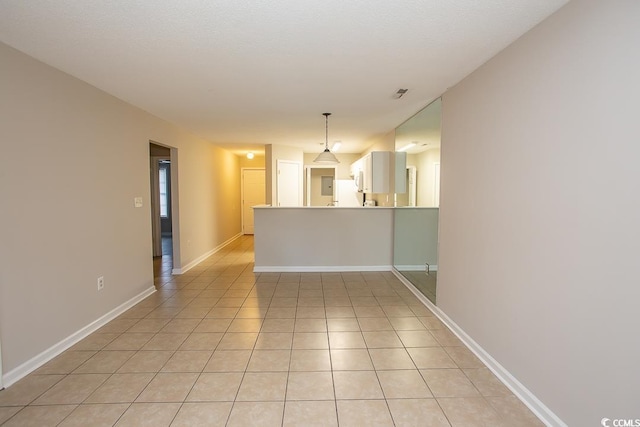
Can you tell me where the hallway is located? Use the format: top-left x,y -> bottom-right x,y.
0,236 -> 541,426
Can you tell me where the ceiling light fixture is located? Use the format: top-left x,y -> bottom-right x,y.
314,113 -> 340,164
331,141 -> 342,152
246,152 -> 254,159
397,142 -> 416,152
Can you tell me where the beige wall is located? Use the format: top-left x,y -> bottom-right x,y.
0,43 -> 241,376
415,148 -> 440,207
438,1 -> 639,425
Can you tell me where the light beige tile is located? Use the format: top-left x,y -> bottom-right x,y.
270,297 -> 298,308
265,307 -> 296,318
117,350 -> 173,373
297,297 -> 325,307
114,402 -> 181,427
247,349 -> 291,372
217,332 -> 258,349
336,400 -> 394,426
411,305 -> 435,317
204,350 -> 252,372
290,349 -> 331,371
179,332 -> 223,350
362,331 -> 403,348
74,350 -> 135,373
206,307 -> 240,318
0,407 -> 22,425
33,374 -> 109,404
381,305 -> 415,317
444,346 -> 484,368
431,329 -> 463,346
175,306 -> 211,318
187,372 -> 243,401
0,374 -> 64,406
160,318 -> 201,333
215,297 -> 246,308
255,332 -> 293,349
388,317 -> 426,331
324,297 -> 352,307
161,350 -> 212,372
327,318 -> 360,331
437,397 -> 502,427
96,318 -> 138,334
295,306 -> 325,319
421,369 -> 480,397
463,368 -> 512,397
407,347 -> 457,369
350,296 -> 379,307
85,373 -> 154,403
104,333 -> 154,350
227,401 -> 284,427
333,370 -> 384,399
283,400 -> 338,427
286,371 -> 334,400
235,307 -> 268,318
331,349 -> 373,370
62,404 -> 129,426
377,370 -> 432,398
70,333 -> 119,351
292,332 -> 329,349
328,331 -> 366,349
358,317 -> 394,331
397,330 -> 440,347
261,318 -> 295,332
171,402 -> 233,426
387,398 -> 451,427
34,351 -> 97,374
369,348 -> 416,370
136,372 -> 199,402
2,405 -> 76,427
486,395 -> 545,426
227,318 -> 263,332
294,318 -> 327,332
236,372 -> 288,401
127,318 -> 171,333
354,306 -> 386,317
193,318 -> 232,333
141,333 -> 189,351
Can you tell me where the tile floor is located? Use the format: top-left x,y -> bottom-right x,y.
0,236 -> 543,426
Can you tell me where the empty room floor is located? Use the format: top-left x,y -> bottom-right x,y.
0,235 -> 542,426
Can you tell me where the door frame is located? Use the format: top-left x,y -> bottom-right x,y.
149,141 -> 181,271
304,165 -> 338,206
241,167 -> 265,235
150,155 -> 169,257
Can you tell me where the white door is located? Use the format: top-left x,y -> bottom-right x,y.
242,168 -> 265,234
276,160 -> 301,207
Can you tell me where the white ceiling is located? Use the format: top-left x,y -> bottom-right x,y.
0,0 -> 567,155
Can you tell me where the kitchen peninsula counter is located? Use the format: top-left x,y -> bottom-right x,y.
253,206 -> 393,272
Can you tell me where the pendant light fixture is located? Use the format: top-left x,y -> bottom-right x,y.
314,113 -> 340,164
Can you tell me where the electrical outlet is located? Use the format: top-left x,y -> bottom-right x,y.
97,276 -> 104,291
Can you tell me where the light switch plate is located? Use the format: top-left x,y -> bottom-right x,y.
134,197 -> 143,208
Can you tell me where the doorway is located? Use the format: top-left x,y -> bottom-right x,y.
304,165 -> 337,206
242,168 -> 266,234
150,142 -> 178,279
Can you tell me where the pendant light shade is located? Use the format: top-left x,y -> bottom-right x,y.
314,113 -> 340,164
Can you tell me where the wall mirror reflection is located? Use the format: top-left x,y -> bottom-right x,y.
393,98 -> 441,303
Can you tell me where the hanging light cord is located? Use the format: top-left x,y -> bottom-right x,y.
323,112 -> 331,150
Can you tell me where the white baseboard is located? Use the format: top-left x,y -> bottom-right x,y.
2,286 -> 156,388
394,264 -> 438,272
172,233 -> 242,275
392,269 -> 566,427
254,265 -> 393,273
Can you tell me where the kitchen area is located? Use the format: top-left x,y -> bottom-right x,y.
254,99 -> 441,303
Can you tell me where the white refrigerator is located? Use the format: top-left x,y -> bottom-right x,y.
334,179 -> 363,207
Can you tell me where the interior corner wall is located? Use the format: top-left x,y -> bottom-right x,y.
437,1 -> 640,425
0,42 -> 241,377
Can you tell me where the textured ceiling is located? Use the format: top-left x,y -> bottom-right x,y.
0,0 -> 568,154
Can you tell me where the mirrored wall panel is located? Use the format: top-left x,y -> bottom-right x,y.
394,98 -> 441,303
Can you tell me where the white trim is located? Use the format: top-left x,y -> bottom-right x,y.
394,264 -> 438,271
254,265 -> 392,273
2,286 -> 156,388
392,269 -> 566,427
172,233 -> 242,275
